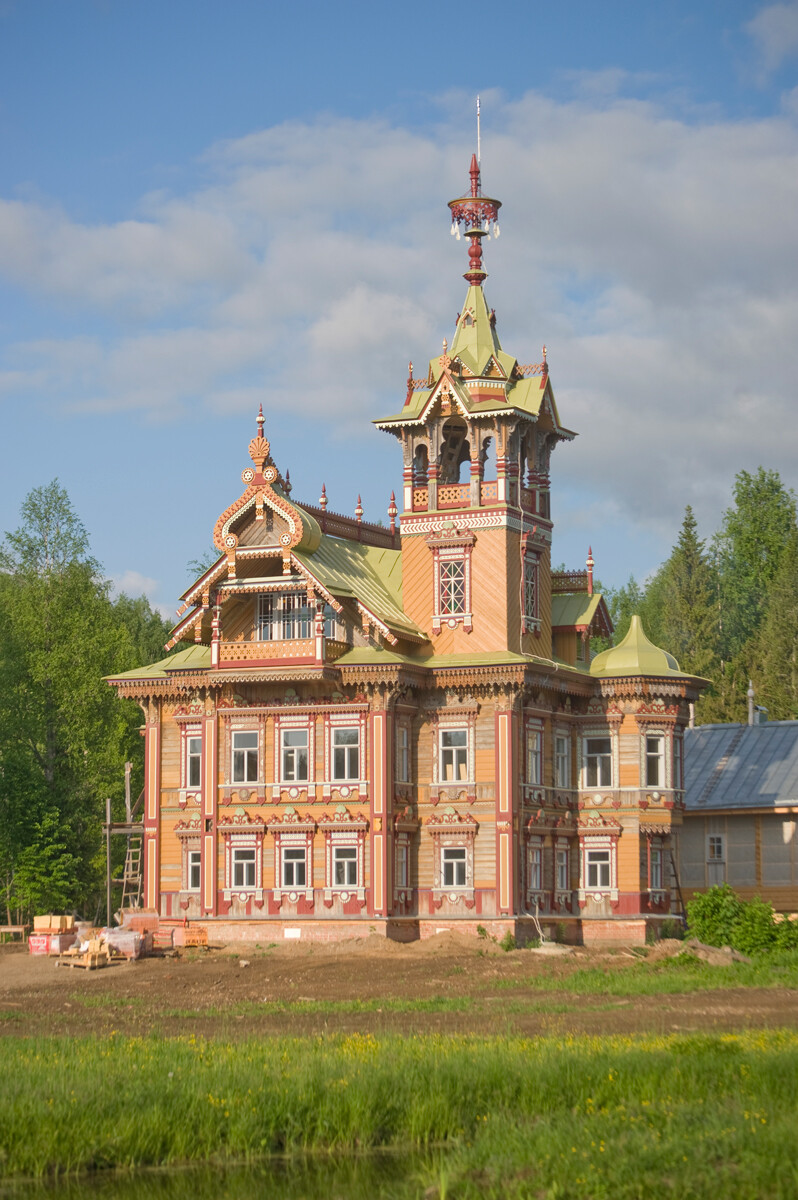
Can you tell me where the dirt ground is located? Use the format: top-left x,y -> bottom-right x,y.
1,934 -> 796,1040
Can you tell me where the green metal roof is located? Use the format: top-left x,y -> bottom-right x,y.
551,593 -> 605,628
295,536 -> 425,642
107,644 -> 211,682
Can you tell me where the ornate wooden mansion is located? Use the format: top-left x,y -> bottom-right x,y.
109,157 -> 706,944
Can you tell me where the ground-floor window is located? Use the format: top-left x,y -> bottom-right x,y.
586,848 -> 611,889
333,845 -> 359,887
282,846 -> 307,888
556,846 -> 569,892
232,847 -> 256,889
188,849 -> 202,891
442,846 -> 467,888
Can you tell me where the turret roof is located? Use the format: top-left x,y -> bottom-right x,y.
590,615 -> 691,679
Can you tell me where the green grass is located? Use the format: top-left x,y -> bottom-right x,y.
491,948 -> 798,996
2,1030 -> 798,1198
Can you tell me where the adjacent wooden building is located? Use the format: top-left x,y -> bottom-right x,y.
109,157 -> 706,944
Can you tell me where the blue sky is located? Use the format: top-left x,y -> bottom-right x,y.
2,1 -> 798,618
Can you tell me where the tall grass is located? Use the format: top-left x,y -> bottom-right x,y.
2,1030 -> 798,1197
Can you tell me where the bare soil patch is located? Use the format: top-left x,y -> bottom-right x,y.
1,934 -> 796,1040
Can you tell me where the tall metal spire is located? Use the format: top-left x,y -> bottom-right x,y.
448,102 -> 501,286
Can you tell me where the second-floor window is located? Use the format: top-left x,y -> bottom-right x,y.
585,737 -> 612,788
526,728 -> 542,785
646,735 -> 665,787
397,725 -> 410,783
586,848 -> 611,888
556,847 -> 569,891
232,731 -> 259,783
332,726 -> 360,781
281,729 -> 309,782
440,729 -> 468,782
232,847 -> 256,889
257,592 -> 312,641
186,736 -> 202,788
282,846 -> 307,888
555,735 -> 571,788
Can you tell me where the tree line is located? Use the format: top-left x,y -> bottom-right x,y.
603,466 -> 798,725
0,482 -> 170,922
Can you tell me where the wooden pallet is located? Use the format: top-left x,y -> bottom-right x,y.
182,927 -> 208,948
57,938 -> 124,970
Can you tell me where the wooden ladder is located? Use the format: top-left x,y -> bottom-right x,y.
120,830 -> 143,911
668,847 -> 687,926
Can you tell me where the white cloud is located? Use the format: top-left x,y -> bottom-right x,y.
1,90 -> 798,560
745,2 -> 798,77
109,569 -> 172,619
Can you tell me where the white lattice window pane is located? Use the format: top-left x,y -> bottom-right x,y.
586,849 -> 611,889
187,737 -> 202,788
333,846 -> 358,887
556,849 -> 569,891
440,559 -> 466,614
441,729 -> 468,782
282,729 -> 309,782
188,850 -> 201,891
585,737 -> 612,788
528,847 -> 542,889
232,848 -> 256,888
232,731 -> 259,783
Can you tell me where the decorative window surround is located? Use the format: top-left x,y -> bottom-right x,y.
643,731 -> 667,789
318,806 -> 368,905
525,835 -> 545,912
554,730 -> 572,790
579,728 -> 617,791
272,714 -> 316,798
427,527 -> 476,634
393,808 -> 419,905
175,817 -> 202,896
525,720 -> 543,787
430,711 -> 476,805
221,715 -> 265,788
322,711 -> 368,800
178,724 -> 203,808
218,809 -> 266,902
522,551 -> 541,633
577,815 -> 621,902
266,807 -> 316,904
426,808 -> 478,906
554,837 -> 573,912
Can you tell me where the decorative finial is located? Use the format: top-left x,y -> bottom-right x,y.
284,468 -> 292,496
448,142 -> 501,287
587,546 -> 594,596
542,345 -> 548,375
249,405 -> 270,472
257,402 -> 264,435
388,490 -> 398,535
405,361 -> 414,407
355,495 -> 363,524
319,483 -> 328,511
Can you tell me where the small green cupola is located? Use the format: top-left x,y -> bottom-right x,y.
590,615 -> 683,678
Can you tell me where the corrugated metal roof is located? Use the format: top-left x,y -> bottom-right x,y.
684,721 -> 798,810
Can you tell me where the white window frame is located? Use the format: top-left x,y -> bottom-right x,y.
332,844 -> 359,888
441,845 -> 467,889
332,725 -> 360,782
527,844 -> 542,891
187,849 -> 202,892
584,735 -> 612,788
554,733 -> 571,789
526,724 -> 543,786
281,727 -> 309,784
232,846 -> 257,890
395,839 -> 409,889
281,844 -> 308,889
556,845 -> 569,893
232,730 -> 259,784
649,844 -> 663,891
439,728 -> 469,784
186,734 -> 202,790
396,724 -> 411,784
586,848 -> 611,889
645,733 -> 666,788
579,836 -> 618,899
